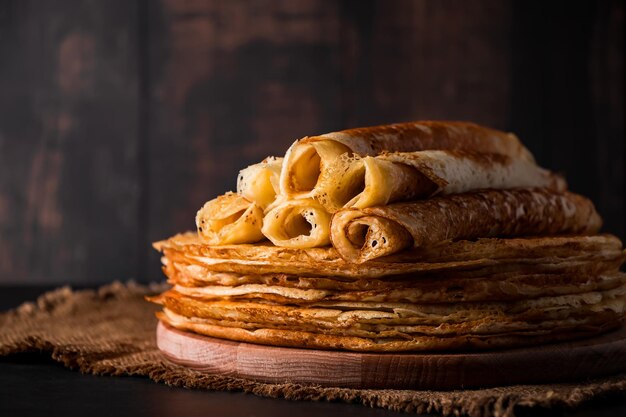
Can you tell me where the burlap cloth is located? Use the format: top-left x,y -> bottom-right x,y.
1,282 -> 625,417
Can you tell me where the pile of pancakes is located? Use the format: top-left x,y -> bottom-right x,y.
151,121 -> 626,352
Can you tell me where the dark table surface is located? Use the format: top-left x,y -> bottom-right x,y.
1,286 -> 625,417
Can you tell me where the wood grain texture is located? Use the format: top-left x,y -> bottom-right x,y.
339,0 -> 512,128
157,321 -> 626,390
0,0 -> 623,284
0,0 -> 140,283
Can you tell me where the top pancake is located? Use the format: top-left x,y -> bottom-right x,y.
155,233 -> 624,279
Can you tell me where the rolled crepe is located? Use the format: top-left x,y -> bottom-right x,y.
237,157 -> 283,210
262,198 -> 331,248
331,189 -> 603,263
280,121 -> 533,198
316,151 -> 566,212
196,193 -> 265,245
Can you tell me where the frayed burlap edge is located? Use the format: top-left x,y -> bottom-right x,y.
1,282 -> 625,417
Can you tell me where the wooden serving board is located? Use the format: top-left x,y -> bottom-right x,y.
157,322 -> 626,390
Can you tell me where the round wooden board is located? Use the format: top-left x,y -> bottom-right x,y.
157,322 -> 626,390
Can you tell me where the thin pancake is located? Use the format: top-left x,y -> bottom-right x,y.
331,189 -> 602,262
237,156 -> 283,210
166,256 -> 625,291
169,273 -> 626,304
155,233 -> 623,278
158,307 -> 621,340
157,309 -> 621,352
315,151 -> 565,212
154,284 -> 626,329
261,198 -> 331,248
280,121 -> 533,199
195,193 -> 265,245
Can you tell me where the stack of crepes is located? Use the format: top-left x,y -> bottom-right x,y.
151,121 -> 626,352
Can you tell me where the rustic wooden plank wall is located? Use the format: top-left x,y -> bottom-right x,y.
0,0 -> 623,284
0,0 -> 141,283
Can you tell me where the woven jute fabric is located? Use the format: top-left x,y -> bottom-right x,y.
1,282 -> 625,417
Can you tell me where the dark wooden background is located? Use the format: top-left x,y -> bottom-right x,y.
0,0 -> 623,285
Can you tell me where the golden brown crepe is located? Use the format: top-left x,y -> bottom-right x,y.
155,233 -> 623,278
280,121 -> 534,199
153,283 -> 626,352
237,157 -> 283,210
261,198 -> 331,248
153,120 -> 624,353
157,233 -> 625,350
195,193 -> 265,245
153,231 -> 625,352
156,285 -> 626,330
169,273 -> 626,304
159,308 -> 619,352
315,151 -> 566,212
331,189 -> 602,262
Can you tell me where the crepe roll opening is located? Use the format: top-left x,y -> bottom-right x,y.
332,161 -> 367,208
209,208 -> 246,229
196,193 -> 265,245
314,155 -> 365,211
317,155 -> 438,212
237,157 -> 283,209
262,199 -> 331,248
343,157 -> 402,209
284,211 -> 313,238
342,172 -> 368,206
331,210 -> 413,263
281,139 -> 351,198
289,143 -> 320,192
346,221 -> 370,248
